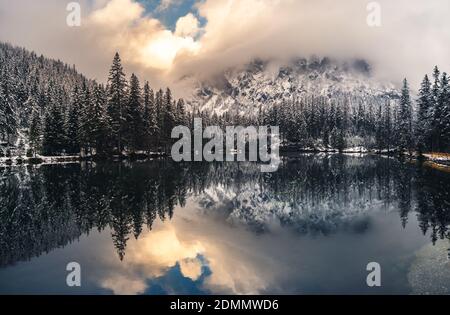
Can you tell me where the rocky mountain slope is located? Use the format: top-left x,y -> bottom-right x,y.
187,58 -> 400,117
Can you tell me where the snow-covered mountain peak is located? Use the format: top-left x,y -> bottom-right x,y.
186,57 -> 399,117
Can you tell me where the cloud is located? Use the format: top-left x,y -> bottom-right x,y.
97,225 -> 205,295
156,0 -> 182,12
1,0 -> 450,92
175,13 -> 200,38
170,0 -> 450,87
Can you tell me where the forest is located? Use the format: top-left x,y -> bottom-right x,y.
1,42 -> 449,159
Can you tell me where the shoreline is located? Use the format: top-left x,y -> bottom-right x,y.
1,150 -> 449,171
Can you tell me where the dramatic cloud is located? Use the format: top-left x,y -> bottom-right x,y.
0,0 -> 449,92
175,13 -> 200,38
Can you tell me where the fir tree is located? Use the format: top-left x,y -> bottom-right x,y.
90,84 -> 109,155
42,103 -> 66,155
416,75 -> 432,154
142,81 -> 158,152
107,53 -> 127,154
28,109 -> 42,157
125,74 -> 143,152
0,66 -> 18,144
436,72 -> 450,151
66,85 -> 82,154
398,79 -> 414,154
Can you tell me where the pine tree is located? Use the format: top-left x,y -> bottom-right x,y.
430,66 -> 441,152
176,98 -> 187,126
0,66 -> 18,144
79,81 -> 93,155
375,103 -> 383,152
66,85 -> 82,154
125,74 -> 143,152
107,53 -> 127,154
28,109 -> 42,157
162,88 -> 176,150
90,84 -> 109,155
436,72 -> 450,151
398,79 -> 414,154
142,82 -> 158,152
42,103 -> 66,155
416,75 -> 432,154
383,101 -> 393,153
155,89 -> 164,149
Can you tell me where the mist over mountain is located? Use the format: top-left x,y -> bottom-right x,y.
186,57 -> 400,117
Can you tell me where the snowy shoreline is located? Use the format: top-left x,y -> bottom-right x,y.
2,150 -> 449,170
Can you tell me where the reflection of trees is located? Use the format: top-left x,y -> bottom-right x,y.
0,155 -> 449,266
415,166 -> 450,245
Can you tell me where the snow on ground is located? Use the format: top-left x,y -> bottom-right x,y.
423,153 -> 450,162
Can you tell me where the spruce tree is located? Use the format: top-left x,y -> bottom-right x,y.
79,81 -> 93,155
90,84 -> 109,155
66,85 -> 82,154
107,53 -> 127,154
142,82 -> 158,152
42,103 -> 66,155
416,75 -> 432,154
163,88 -> 176,150
436,72 -> 450,151
398,79 -> 413,154
155,89 -> 164,149
431,66 -> 441,151
28,109 -> 42,157
0,66 -> 18,144
125,74 -> 143,152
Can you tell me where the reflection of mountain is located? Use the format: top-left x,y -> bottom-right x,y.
0,155 -> 449,266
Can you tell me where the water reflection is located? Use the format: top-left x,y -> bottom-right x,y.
0,155 -> 449,294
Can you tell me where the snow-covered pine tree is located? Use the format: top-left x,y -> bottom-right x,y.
42,102 -> 66,156
66,85 -> 82,154
125,73 -> 144,153
28,109 -> 42,157
79,81 -> 93,155
383,101 -> 393,152
90,83 -> 109,155
416,75 -> 432,154
0,65 -> 18,145
163,88 -> 176,149
430,66 -> 441,152
398,79 -> 414,154
437,72 -> 450,151
176,98 -> 187,126
375,103 -> 384,152
142,81 -> 158,153
107,53 -> 127,154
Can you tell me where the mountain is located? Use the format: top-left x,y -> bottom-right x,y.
186,57 -> 400,117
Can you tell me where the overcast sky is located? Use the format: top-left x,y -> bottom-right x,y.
1,0 -> 449,95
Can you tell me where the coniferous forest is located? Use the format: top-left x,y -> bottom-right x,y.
1,42 -> 449,159
0,43 -> 188,158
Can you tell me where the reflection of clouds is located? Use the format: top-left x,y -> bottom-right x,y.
97,197 -> 417,295
99,226 -> 205,294
97,201 -> 280,294
179,258 -> 203,281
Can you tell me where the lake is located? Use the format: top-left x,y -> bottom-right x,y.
0,154 -> 449,294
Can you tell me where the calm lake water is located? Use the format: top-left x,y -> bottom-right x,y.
0,154 -> 449,295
